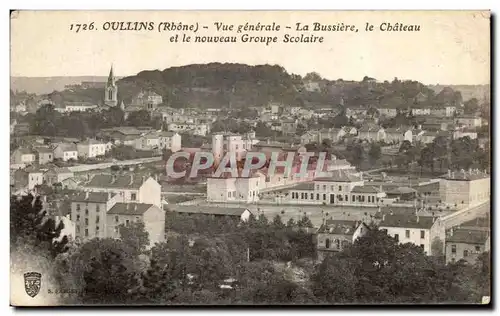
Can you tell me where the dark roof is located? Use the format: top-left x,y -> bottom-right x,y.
351,185 -> 383,194
167,205 -> 250,217
446,229 -> 489,244
386,186 -> 418,195
85,174 -> 149,189
315,170 -> 362,183
379,215 -> 436,229
107,202 -> 154,215
317,219 -> 365,235
291,182 -> 315,190
461,217 -> 490,228
72,192 -> 114,203
254,141 -> 286,148
35,147 -> 54,154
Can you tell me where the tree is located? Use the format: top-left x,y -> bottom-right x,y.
272,214 -> 286,229
118,221 -> 150,255
126,110 -> 151,127
463,98 -> 479,114
368,143 -> 382,165
10,194 -> 69,258
297,214 -> 313,229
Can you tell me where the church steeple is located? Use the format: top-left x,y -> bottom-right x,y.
104,64 -> 118,106
107,64 -> 116,86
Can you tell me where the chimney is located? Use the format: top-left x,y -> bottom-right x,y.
382,214 -> 386,221
447,169 -> 451,178
134,204 -> 137,211
142,176 -> 146,183
451,172 -> 455,179
85,191 -> 89,199
416,216 -> 420,223
450,228 -> 453,237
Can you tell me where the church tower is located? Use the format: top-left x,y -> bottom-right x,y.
104,64 -> 118,106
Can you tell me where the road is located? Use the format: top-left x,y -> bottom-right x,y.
440,201 -> 490,229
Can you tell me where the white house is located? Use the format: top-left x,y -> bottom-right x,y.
77,139 -> 106,158
167,205 -> 253,222
316,220 -> 370,261
439,169 -> 490,208
207,174 -> 261,203
53,143 -> 78,161
379,214 -> 443,256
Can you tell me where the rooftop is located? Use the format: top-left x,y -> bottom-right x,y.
315,170 -> 362,183
379,214 -> 436,229
317,219 -> 365,235
72,192 -> 115,203
167,205 -> 250,217
351,185 -> 383,194
440,169 -> 490,181
291,182 -> 315,191
85,174 -> 151,189
446,229 -> 489,245
107,202 -> 154,215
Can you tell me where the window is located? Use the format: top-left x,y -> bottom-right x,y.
336,239 -> 341,249
338,186 -> 342,191
316,194 -> 320,200
405,230 -> 410,238
394,234 -> 399,242
76,215 -> 80,221
323,194 -> 326,200
463,250 -> 469,257
227,192 -> 231,198
85,218 -> 88,225
85,229 -> 89,237
420,244 -> 424,249
96,204 -> 100,212
316,185 -> 319,190
96,216 -> 100,223
322,185 -> 326,191
368,196 -> 371,203
345,195 -> 348,201
131,193 -> 137,201
136,216 -> 140,221
76,204 -> 81,211
76,226 -> 80,233
451,245 -> 457,254
85,209 -> 89,215
310,193 -> 314,199
126,220 -> 130,226
475,246 -> 481,252
96,226 -> 99,231
325,239 -> 330,249
115,216 -> 119,223
420,230 -> 425,239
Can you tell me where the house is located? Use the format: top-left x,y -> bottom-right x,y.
316,220 -> 370,261
300,131 -> 320,145
439,169 -> 490,208
167,205 -> 252,222
134,133 -> 160,151
378,107 -> 398,118
22,166 -> 46,190
35,147 -> 54,165
319,128 -> 345,143
207,174 -> 261,203
253,140 -> 286,152
13,122 -> 30,136
70,192 -> 123,240
84,174 -> 162,207
11,148 -> 36,165
44,167 -> 74,185
167,122 -> 210,136
53,143 -> 78,161
445,228 -> 490,264
379,214 -> 443,255
211,132 -> 259,162
453,129 -> 478,140
456,115 -> 482,128
281,119 -> 298,135
107,202 -> 165,247
58,102 -> 98,113
384,127 -> 413,144
131,90 -> 163,110
288,170 -> 386,206
357,125 -> 385,142
10,118 -> 17,134
53,215 -> 76,242
158,131 -> 182,152
77,139 -> 106,158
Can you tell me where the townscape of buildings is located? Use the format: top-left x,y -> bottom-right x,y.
10,65 -> 491,265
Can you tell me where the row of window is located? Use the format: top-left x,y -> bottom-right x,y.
316,184 -> 347,192
394,230 -> 426,241
291,192 -> 380,203
450,245 -> 481,255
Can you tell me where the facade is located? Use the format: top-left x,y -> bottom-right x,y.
456,115 -> 482,128
158,131 -> 182,152
168,122 -> 210,136
44,167 -> 73,185
453,130 -> 478,140
53,143 -> 78,161
106,203 -> 165,247
384,128 -> 413,144
77,139 -> 106,158
281,119 -> 298,135
207,175 -> 261,203
357,126 -> 386,142
104,65 -> 118,107
316,220 -> 370,261
445,228 -> 490,264
60,102 -> 98,113
211,132 -> 259,162
378,107 -> 398,118
35,147 -> 54,165
84,174 -> 162,207
379,214 -> 443,255
70,192 -> 123,240
132,91 -> 163,110
439,169 -> 490,208
11,148 -> 36,165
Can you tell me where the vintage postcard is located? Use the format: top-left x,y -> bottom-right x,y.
10,10 -> 491,306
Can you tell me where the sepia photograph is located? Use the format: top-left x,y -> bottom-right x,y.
9,10 -> 491,306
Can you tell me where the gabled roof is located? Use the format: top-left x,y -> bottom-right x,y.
107,202 -> 154,215
72,192 -> 114,203
78,139 -> 104,146
315,170 -> 362,183
379,215 -> 436,229
167,205 -> 250,217
446,229 -> 489,244
351,185 -> 383,194
85,174 -> 150,189
291,182 -> 315,191
317,219 -> 366,235
35,147 -> 54,154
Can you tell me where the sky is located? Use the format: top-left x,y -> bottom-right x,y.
10,10 -> 491,85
